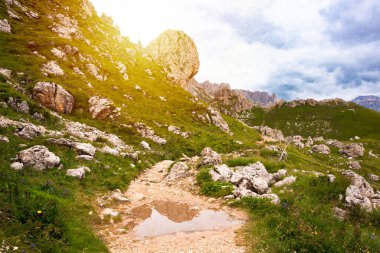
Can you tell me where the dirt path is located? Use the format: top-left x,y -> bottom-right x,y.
99,160 -> 247,253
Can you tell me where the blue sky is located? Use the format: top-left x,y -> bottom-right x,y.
91,0 -> 380,100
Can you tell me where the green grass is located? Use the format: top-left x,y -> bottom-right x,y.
244,102 -> 380,140
196,168 -> 234,197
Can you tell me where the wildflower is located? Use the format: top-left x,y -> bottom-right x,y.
37,210 -> 42,214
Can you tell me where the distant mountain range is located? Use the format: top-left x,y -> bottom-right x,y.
352,95 -> 380,112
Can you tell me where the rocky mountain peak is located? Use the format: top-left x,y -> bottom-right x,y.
352,95 -> 380,112
146,29 -> 200,86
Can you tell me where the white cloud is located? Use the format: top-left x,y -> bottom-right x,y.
90,0 -> 380,101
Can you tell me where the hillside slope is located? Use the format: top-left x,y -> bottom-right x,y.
243,99 -> 380,140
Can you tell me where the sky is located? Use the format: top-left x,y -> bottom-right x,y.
91,0 -> 380,101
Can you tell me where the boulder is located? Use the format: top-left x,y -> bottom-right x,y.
88,96 -> 113,119
7,97 -> 29,114
66,166 -> 90,179
340,143 -> 365,158
342,170 -> 379,211
15,124 -> 44,139
369,174 -> 379,182
0,67 -> 11,79
10,162 -> 24,170
312,144 -> 330,155
325,139 -> 344,149
209,164 -> 233,182
166,162 -> 189,182
273,176 -> 297,188
41,61 -> 64,76
207,107 -> 232,135
0,135 -> 9,143
200,147 -> 222,166
327,174 -> 336,183
140,141 -> 151,150
0,19 -> 11,33
146,30 -> 199,86
254,126 -> 285,142
135,122 -> 167,145
305,136 -> 314,147
348,160 -> 361,170
33,82 -> 74,114
74,143 -> 96,156
16,145 -> 60,170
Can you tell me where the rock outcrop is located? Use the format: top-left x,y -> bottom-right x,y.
352,95 -> 380,112
210,162 -> 289,204
339,143 -> 365,158
16,145 -> 60,170
146,30 -> 199,86
0,19 -> 11,33
166,162 -> 189,182
135,122 -> 167,145
88,96 -> 113,119
342,170 -> 380,211
312,144 -> 330,155
33,82 -> 74,114
200,147 -> 222,166
41,61 -> 64,76
254,126 -> 285,142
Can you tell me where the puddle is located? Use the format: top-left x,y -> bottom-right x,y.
126,201 -> 242,238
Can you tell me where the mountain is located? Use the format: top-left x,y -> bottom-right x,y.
352,95 -> 380,112
235,89 -> 277,107
243,98 -> 380,140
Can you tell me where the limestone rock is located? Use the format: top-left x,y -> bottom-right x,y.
135,122 -> 167,145
66,166 -> 90,179
16,145 -> 60,170
7,97 -> 29,114
254,126 -> 284,142
200,147 -> 222,166
166,162 -> 189,182
342,170 -> 379,211
312,144 -> 330,155
10,162 -> 23,170
0,135 -> 9,142
33,82 -> 74,114
348,160 -> 361,170
273,176 -> 297,187
369,174 -> 379,182
140,141 -> 151,150
327,174 -> 336,183
52,14 -> 78,39
41,61 -> 64,76
0,19 -> 11,33
88,96 -> 113,119
209,164 -> 233,182
207,107 -> 232,135
0,67 -> 12,79
168,125 -> 190,138
340,143 -> 365,158
325,139 -> 344,149
146,30 -> 199,86
86,63 -> 106,81
15,124 -> 44,139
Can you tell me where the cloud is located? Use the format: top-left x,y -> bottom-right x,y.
322,0 -> 380,44
91,0 -> 380,101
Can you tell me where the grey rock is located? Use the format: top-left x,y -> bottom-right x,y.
340,143 -> 365,158
135,122 -> 167,145
209,164 -> 233,182
369,174 -> 379,182
312,144 -> 330,155
0,67 -> 12,78
0,19 -> 11,33
200,147 -> 222,166
88,96 -> 113,119
333,207 -> 347,220
348,160 -> 361,170
15,124 -> 44,139
327,174 -> 336,183
7,97 -> 29,114
0,135 -> 9,143
140,141 -> 151,150
17,145 -> 60,170
10,162 -> 24,170
273,176 -> 297,188
325,139 -> 344,149
66,166 -> 90,179
254,126 -> 284,142
166,162 -> 189,182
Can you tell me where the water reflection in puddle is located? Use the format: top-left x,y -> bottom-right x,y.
127,201 -> 242,238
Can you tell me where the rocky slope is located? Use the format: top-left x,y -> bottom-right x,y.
1,0 -> 380,252
352,95 -> 380,112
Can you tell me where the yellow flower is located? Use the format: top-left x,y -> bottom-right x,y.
37,210 -> 42,214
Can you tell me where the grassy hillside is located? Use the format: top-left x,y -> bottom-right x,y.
244,101 -> 380,140
0,0 -> 260,251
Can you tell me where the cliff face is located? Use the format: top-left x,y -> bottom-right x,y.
352,96 -> 380,112
235,90 -> 277,107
